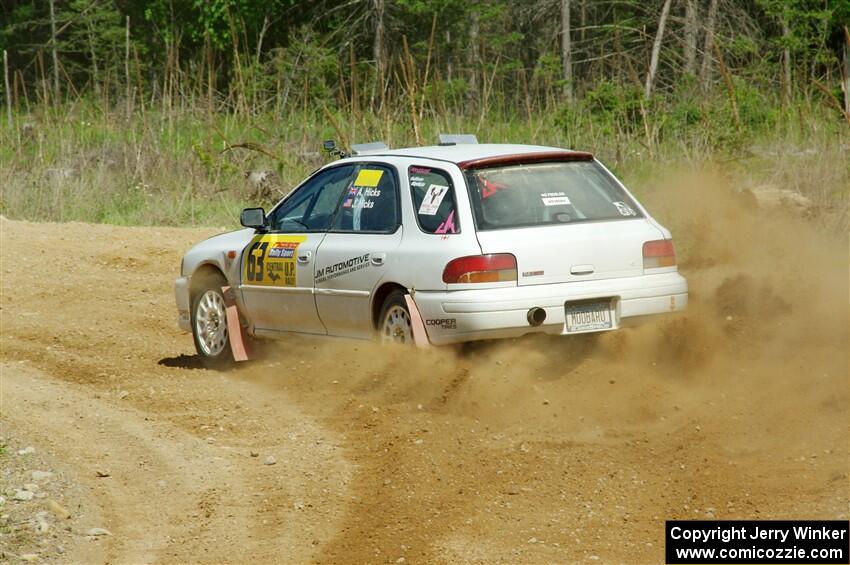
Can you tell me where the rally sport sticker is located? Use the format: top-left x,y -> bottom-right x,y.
243,235 -> 306,287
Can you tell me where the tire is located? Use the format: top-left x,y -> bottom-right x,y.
378,290 -> 415,346
190,275 -> 234,369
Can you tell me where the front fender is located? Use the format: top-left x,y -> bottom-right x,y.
181,228 -> 256,286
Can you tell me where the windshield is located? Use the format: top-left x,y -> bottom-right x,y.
464,161 -> 643,230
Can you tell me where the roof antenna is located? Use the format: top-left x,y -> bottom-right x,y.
323,139 -> 349,159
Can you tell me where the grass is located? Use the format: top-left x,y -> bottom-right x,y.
0,95 -> 847,234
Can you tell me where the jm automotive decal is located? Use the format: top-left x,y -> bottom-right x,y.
243,235 -> 306,287
315,254 -> 371,284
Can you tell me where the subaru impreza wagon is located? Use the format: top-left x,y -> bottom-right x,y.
174,137 -> 687,367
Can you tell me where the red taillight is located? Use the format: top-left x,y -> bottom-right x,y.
643,239 -> 676,269
442,254 -> 518,284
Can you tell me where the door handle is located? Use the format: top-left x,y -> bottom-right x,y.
570,264 -> 594,275
297,251 -> 312,264
371,253 -> 386,266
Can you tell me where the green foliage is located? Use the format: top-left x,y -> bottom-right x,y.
734,81 -> 778,130
1,0 -> 847,124
584,81 -> 643,124
755,0 -> 844,69
142,0 -> 294,48
268,26 -> 338,103
533,53 -> 561,83
555,81 -> 645,140
61,0 -> 127,76
667,99 -> 703,129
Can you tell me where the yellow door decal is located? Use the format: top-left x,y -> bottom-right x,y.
243,235 -> 306,287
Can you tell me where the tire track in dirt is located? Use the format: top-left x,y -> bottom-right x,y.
4,362 -> 259,562
0,218 -> 355,563
1,354 -> 355,563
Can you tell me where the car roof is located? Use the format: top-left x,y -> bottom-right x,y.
348,143 -> 581,164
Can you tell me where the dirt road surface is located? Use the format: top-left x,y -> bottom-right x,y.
1,177 -> 848,563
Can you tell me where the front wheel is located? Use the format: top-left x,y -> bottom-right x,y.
191,276 -> 234,369
378,290 -> 414,346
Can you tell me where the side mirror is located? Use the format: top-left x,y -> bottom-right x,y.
240,207 -> 267,229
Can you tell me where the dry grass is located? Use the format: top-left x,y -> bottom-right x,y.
0,101 -> 847,234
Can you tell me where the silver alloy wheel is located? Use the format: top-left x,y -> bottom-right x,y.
381,304 -> 413,345
195,289 -> 229,356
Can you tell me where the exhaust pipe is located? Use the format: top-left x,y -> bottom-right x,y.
527,307 -> 547,327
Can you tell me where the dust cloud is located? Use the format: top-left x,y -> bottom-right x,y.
232,171 -> 847,561
245,171 -> 848,433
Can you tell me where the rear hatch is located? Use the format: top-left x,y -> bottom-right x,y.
476,219 -> 665,285
462,156 -> 665,285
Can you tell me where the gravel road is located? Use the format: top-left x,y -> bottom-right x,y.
1,182 -> 847,564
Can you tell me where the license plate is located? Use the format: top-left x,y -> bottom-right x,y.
564,301 -> 613,333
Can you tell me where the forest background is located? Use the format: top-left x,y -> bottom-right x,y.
1,0 -> 848,232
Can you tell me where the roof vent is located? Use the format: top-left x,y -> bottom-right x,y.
351,141 -> 389,155
438,134 -> 478,146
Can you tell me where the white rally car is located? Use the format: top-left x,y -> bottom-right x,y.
175,137 -> 687,367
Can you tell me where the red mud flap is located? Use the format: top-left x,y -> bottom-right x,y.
404,294 -> 431,349
222,286 -> 251,362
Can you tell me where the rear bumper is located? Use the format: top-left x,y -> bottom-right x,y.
175,277 -> 191,332
412,271 -> 687,345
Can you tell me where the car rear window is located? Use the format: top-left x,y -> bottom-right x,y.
464,161 -> 643,231
408,166 -> 459,234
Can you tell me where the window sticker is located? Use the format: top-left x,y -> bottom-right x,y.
342,185 -> 359,208
418,184 -> 450,216
612,201 -> 636,216
480,177 -> 509,198
354,169 -> 383,187
435,210 -> 458,234
541,192 -> 571,206
343,185 -> 381,210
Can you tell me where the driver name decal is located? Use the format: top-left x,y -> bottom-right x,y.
243,235 -> 306,287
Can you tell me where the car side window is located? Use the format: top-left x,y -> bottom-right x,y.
408,165 -> 459,234
331,164 -> 399,233
268,165 -> 355,232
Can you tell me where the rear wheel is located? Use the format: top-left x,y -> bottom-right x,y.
191,275 -> 234,369
378,290 -> 414,346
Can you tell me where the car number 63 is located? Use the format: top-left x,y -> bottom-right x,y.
245,241 -> 268,282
